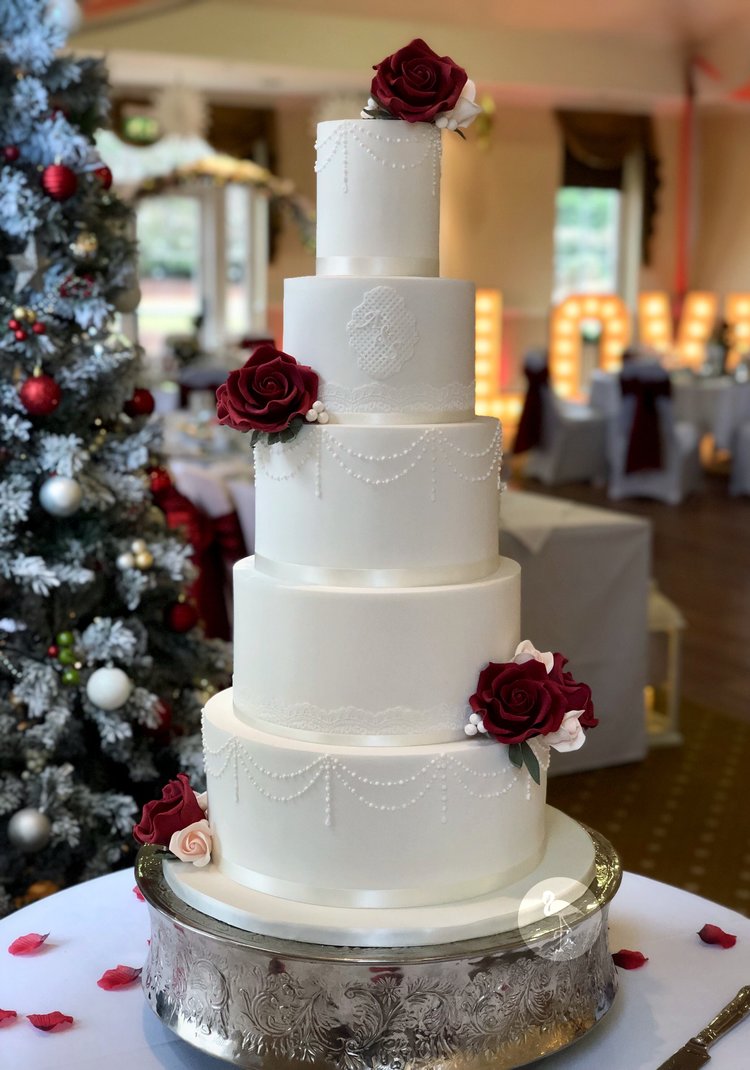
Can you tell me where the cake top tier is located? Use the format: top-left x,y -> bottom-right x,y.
315,120 -> 442,279
315,38 -> 481,279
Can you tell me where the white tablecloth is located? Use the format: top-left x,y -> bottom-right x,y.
501,490 -> 650,772
1,867 -> 749,1068
672,374 -> 733,437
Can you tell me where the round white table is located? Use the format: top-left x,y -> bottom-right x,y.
1,868 -> 748,1069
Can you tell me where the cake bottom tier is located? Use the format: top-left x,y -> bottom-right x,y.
190,689 -> 576,943
165,806 -> 596,947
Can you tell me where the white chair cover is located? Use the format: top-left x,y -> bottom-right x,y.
606,363 -> 702,505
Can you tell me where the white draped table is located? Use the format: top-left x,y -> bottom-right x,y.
1,867 -> 748,1068
501,490 -> 650,772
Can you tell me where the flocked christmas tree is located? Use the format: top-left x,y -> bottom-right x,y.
0,0 -> 229,914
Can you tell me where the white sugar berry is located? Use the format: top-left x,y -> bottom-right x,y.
469,713 -> 481,726
464,723 -> 478,737
317,411 -> 330,424
477,723 -> 489,734
305,409 -> 317,422
312,400 -> 325,412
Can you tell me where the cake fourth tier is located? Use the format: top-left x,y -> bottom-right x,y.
232,556 -> 520,745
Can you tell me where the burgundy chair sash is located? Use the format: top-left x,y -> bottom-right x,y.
156,486 -> 247,641
620,375 -> 672,473
513,366 -> 550,454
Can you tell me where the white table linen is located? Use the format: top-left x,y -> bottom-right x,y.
1,867 -> 749,1069
501,490 -> 650,771
672,373 -> 733,437
714,380 -> 750,452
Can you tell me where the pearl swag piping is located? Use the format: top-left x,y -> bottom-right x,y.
254,424 -> 503,501
315,122 -> 442,196
202,719 -> 550,827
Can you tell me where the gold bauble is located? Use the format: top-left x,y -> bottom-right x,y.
71,231 -> 98,259
135,549 -> 154,570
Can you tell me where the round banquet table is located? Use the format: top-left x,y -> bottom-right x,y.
1,868 -> 748,1069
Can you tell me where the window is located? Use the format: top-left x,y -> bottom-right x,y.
136,194 -> 203,358
95,131 -> 270,362
552,187 -> 621,306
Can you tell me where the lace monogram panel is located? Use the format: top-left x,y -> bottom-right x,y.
346,286 -> 420,380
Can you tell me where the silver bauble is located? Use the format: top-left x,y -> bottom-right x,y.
8,807 -> 52,853
86,666 -> 132,711
39,475 -> 82,517
46,0 -> 82,34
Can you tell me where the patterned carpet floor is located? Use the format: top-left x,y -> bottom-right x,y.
547,700 -> 750,917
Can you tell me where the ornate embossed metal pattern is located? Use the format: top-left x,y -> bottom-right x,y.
136,829 -> 621,1068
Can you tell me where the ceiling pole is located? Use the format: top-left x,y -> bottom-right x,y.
673,57 -> 696,313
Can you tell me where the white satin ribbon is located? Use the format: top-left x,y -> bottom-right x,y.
239,712 -> 465,748
316,255 -> 438,277
322,409 -> 474,426
254,554 -> 500,589
217,855 -> 541,909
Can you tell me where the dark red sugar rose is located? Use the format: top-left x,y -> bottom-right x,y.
371,38 -> 468,123
133,773 -> 204,847
216,344 -> 318,434
469,659 -> 569,745
549,652 -> 598,729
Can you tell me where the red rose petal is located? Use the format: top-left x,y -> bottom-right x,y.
612,948 -> 649,969
132,885 -> 145,902
0,1009 -> 17,1025
97,964 -> 143,990
8,932 -> 49,955
27,1011 -> 74,1031
698,923 -> 737,948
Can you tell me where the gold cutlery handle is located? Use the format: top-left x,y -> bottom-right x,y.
696,986 -> 750,1048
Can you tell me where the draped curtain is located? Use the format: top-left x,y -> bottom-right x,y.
556,111 -> 661,265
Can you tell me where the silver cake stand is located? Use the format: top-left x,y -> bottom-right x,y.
136,828 -> 622,1069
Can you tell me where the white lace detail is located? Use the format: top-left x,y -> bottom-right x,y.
202,714 -> 550,826
320,380 -> 475,414
244,699 -> 465,738
346,286 -> 420,380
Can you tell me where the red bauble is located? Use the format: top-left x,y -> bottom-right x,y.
3,145 -> 19,162
32,322 -> 45,335
94,165 -> 113,190
166,601 -> 199,633
47,645 -> 59,658
19,374 -> 62,416
149,466 -> 173,496
14,329 -> 27,341
8,319 -> 19,331
41,163 -> 77,201
124,388 -> 155,417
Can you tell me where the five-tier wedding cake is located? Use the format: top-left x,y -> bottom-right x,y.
139,39 -> 602,953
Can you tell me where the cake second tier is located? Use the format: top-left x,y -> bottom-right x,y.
283,276 -> 476,421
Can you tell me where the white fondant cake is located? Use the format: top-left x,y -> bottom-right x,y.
167,114 -> 597,946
